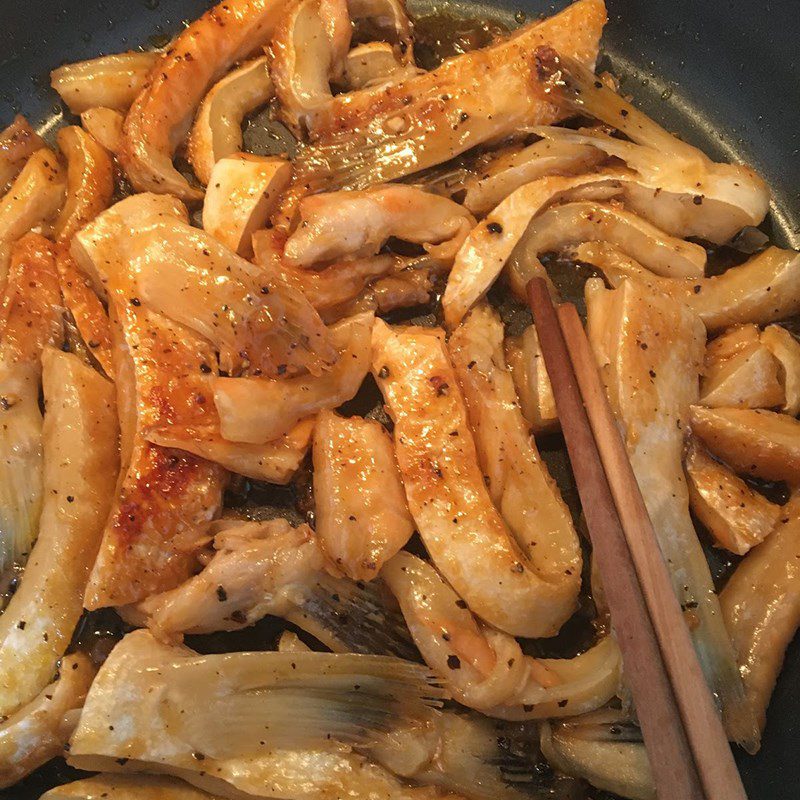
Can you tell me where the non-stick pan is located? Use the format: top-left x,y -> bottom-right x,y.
0,0 -> 797,798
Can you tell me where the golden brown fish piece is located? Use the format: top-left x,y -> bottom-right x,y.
142,519 -> 326,640
213,311 -> 373,443
0,149 -> 65,281
283,0 -> 607,216
41,774 -> 230,800
55,246 -> 114,376
188,57 -> 274,186
0,235 -> 63,577
74,193 -> 336,378
54,126 -> 114,243
448,304 -> 581,635
383,552 -> 620,718
685,441 -> 782,555
761,324 -> 800,416
721,497 -> 800,738
50,51 -> 160,114
0,115 -> 44,195
84,304 -> 226,609
585,277 -> 758,749
0,654 -> 95,789
313,409 -> 414,581
283,184 -> 475,268
576,241 -> 800,333
0,350 -> 116,720
699,324 -> 785,409
689,405 -> 800,485
373,320 -> 577,637
121,0 -> 290,200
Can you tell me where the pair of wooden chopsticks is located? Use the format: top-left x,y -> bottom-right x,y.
526,278 -> 747,800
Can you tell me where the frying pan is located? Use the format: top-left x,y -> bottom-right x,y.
0,0 -> 797,797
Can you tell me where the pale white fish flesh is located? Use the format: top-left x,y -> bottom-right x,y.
0,234 -> 63,578
202,154 -> 292,257
685,441 -> 782,556
147,417 -> 316,485
585,276 -> 758,749
760,324 -> 800,416
54,125 -> 115,244
382,551 -> 620,718
689,405 -> 800,485
540,721 -> 655,800
0,149 -> 65,257
50,51 -> 160,114
720,497 -> 800,741
41,773 -> 230,800
121,0 -> 291,200
269,0 -> 352,133
448,304 -> 581,635
441,170 -> 629,330
372,319 -> 582,637
575,241 -> 800,333
0,349 -> 117,720
343,42 -> 420,91
69,630 -> 454,800
214,311 -> 374,444
142,519 -> 327,640
0,654 -> 95,789
79,107 -> 125,156
283,0 -> 607,216
699,323 -> 784,409
253,228 -> 400,321
75,193 -> 336,377
0,115 -> 45,195
284,184 -> 475,268
532,50 -> 769,243
313,409 -> 414,581
505,199 -> 706,299
504,324 -> 558,433
55,246 -> 114,377
188,57 -> 274,186
463,139 -> 604,216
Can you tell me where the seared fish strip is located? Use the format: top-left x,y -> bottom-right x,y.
0,235 -> 63,578
721,497 -> 800,740
373,319 -> 574,637
448,304 -> 581,635
585,277 -> 759,749
214,311 -> 373,444
73,196 -> 226,608
532,49 -> 769,244
313,409 -> 415,581
142,519 -> 327,640
145,518 -> 418,658
0,115 -> 44,194
576,241 -> 800,333
0,350 -> 116,720
121,0 -> 291,200
284,184 -> 475,267
283,0 -> 607,215
383,552 -> 620,719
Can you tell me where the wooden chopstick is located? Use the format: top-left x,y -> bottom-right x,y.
555,300 -> 748,800
526,279 -> 703,799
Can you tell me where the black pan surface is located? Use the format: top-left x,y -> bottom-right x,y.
0,1 -> 797,798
